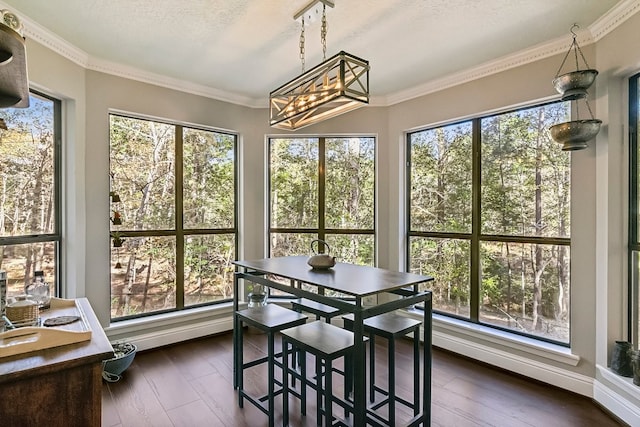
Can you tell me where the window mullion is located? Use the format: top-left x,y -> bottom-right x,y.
318,137 -> 326,242
470,117 -> 482,322
175,125 -> 185,309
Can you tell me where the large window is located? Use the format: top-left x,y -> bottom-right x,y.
269,137 -> 375,265
109,114 -> 237,320
408,101 -> 571,344
630,73 -> 640,348
0,91 -> 61,302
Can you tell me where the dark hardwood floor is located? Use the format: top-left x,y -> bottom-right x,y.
102,331 -> 624,426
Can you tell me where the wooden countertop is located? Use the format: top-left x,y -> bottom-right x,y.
0,298 -> 113,383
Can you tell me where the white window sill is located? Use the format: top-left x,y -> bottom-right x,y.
104,301 -> 578,369
104,301 -> 237,338
598,364 -> 640,396
402,310 -> 580,367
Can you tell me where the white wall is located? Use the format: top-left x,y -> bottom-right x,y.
24,38 -> 88,306
592,8 -> 640,423
19,6 -> 640,424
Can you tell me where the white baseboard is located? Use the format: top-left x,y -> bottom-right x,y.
433,329 -> 594,397
594,380 -> 639,426
595,366 -> 640,426
106,315 -> 233,352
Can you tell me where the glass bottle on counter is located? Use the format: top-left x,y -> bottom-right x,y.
25,270 -> 50,309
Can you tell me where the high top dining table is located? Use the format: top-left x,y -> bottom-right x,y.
233,256 -> 434,426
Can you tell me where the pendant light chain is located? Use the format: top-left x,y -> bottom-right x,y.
300,16 -> 306,73
321,4 -> 327,61
269,0 -> 370,130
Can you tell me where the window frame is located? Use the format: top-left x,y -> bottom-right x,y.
267,135 -> 377,260
108,112 -> 238,321
629,72 -> 639,347
406,100 -> 572,346
0,89 -> 62,297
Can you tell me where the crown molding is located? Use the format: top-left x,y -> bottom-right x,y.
385,0 -> 640,106
7,0 -> 640,109
86,56 -> 258,107
4,0 -> 260,107
19,9 -> 89,68
589,0 -> 640,41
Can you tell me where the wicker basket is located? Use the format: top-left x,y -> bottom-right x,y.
6,299 -> 38,324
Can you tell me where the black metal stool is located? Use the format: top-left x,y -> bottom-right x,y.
343,312 -> 421,426
235,304 -> 308,427
291,298 -> 352,390
281,320 -> 360,427
291,298 -> 345,323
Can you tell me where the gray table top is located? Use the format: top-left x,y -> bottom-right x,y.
234,256 -> 434,298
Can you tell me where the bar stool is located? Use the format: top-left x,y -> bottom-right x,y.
290,298 -> 351,378
343,312 -> 421,426
281,320 -> 361,427
291,297 -> 346,323
235,304 -> 308,427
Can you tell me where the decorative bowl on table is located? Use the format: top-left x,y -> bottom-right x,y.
102,342 -> 137,382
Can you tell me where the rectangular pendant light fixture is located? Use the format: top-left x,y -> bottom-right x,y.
269,51 -> 369,130
269,0 -> 369,131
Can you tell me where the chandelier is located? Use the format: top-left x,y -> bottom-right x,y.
269,0 -> 370,131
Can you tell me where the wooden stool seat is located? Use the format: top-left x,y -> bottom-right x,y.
342,312 -> 420,337
291,298 -> 345,322
281,320 -> 362,427
343,312 -> 422,426
237,303 -> 308,330
289,298 -> 353,390
235,304 -> 308,427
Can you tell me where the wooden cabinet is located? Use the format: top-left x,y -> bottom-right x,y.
0,298 -> 113,426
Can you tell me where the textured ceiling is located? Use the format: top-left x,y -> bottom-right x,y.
1,0 -> 623,106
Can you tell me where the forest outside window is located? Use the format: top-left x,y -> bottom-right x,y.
0,91 -> 61,302
268,136 -> 375,294
109,114 -> 237,320
408,101 -> 571,344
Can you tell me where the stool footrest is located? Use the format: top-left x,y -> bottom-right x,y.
370,385 -> 414,409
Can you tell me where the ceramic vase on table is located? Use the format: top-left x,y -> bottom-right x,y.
611,341 -> 633,377
633,351 -> 640,386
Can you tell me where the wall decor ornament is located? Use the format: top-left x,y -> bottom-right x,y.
109,183 -> 123,267
111,211 -> 122,225
548,24 -> 601,151
111,232 -> 124,248
0,9 -> 29,108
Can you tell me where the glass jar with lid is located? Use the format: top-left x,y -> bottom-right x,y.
25,270 -> 50,309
